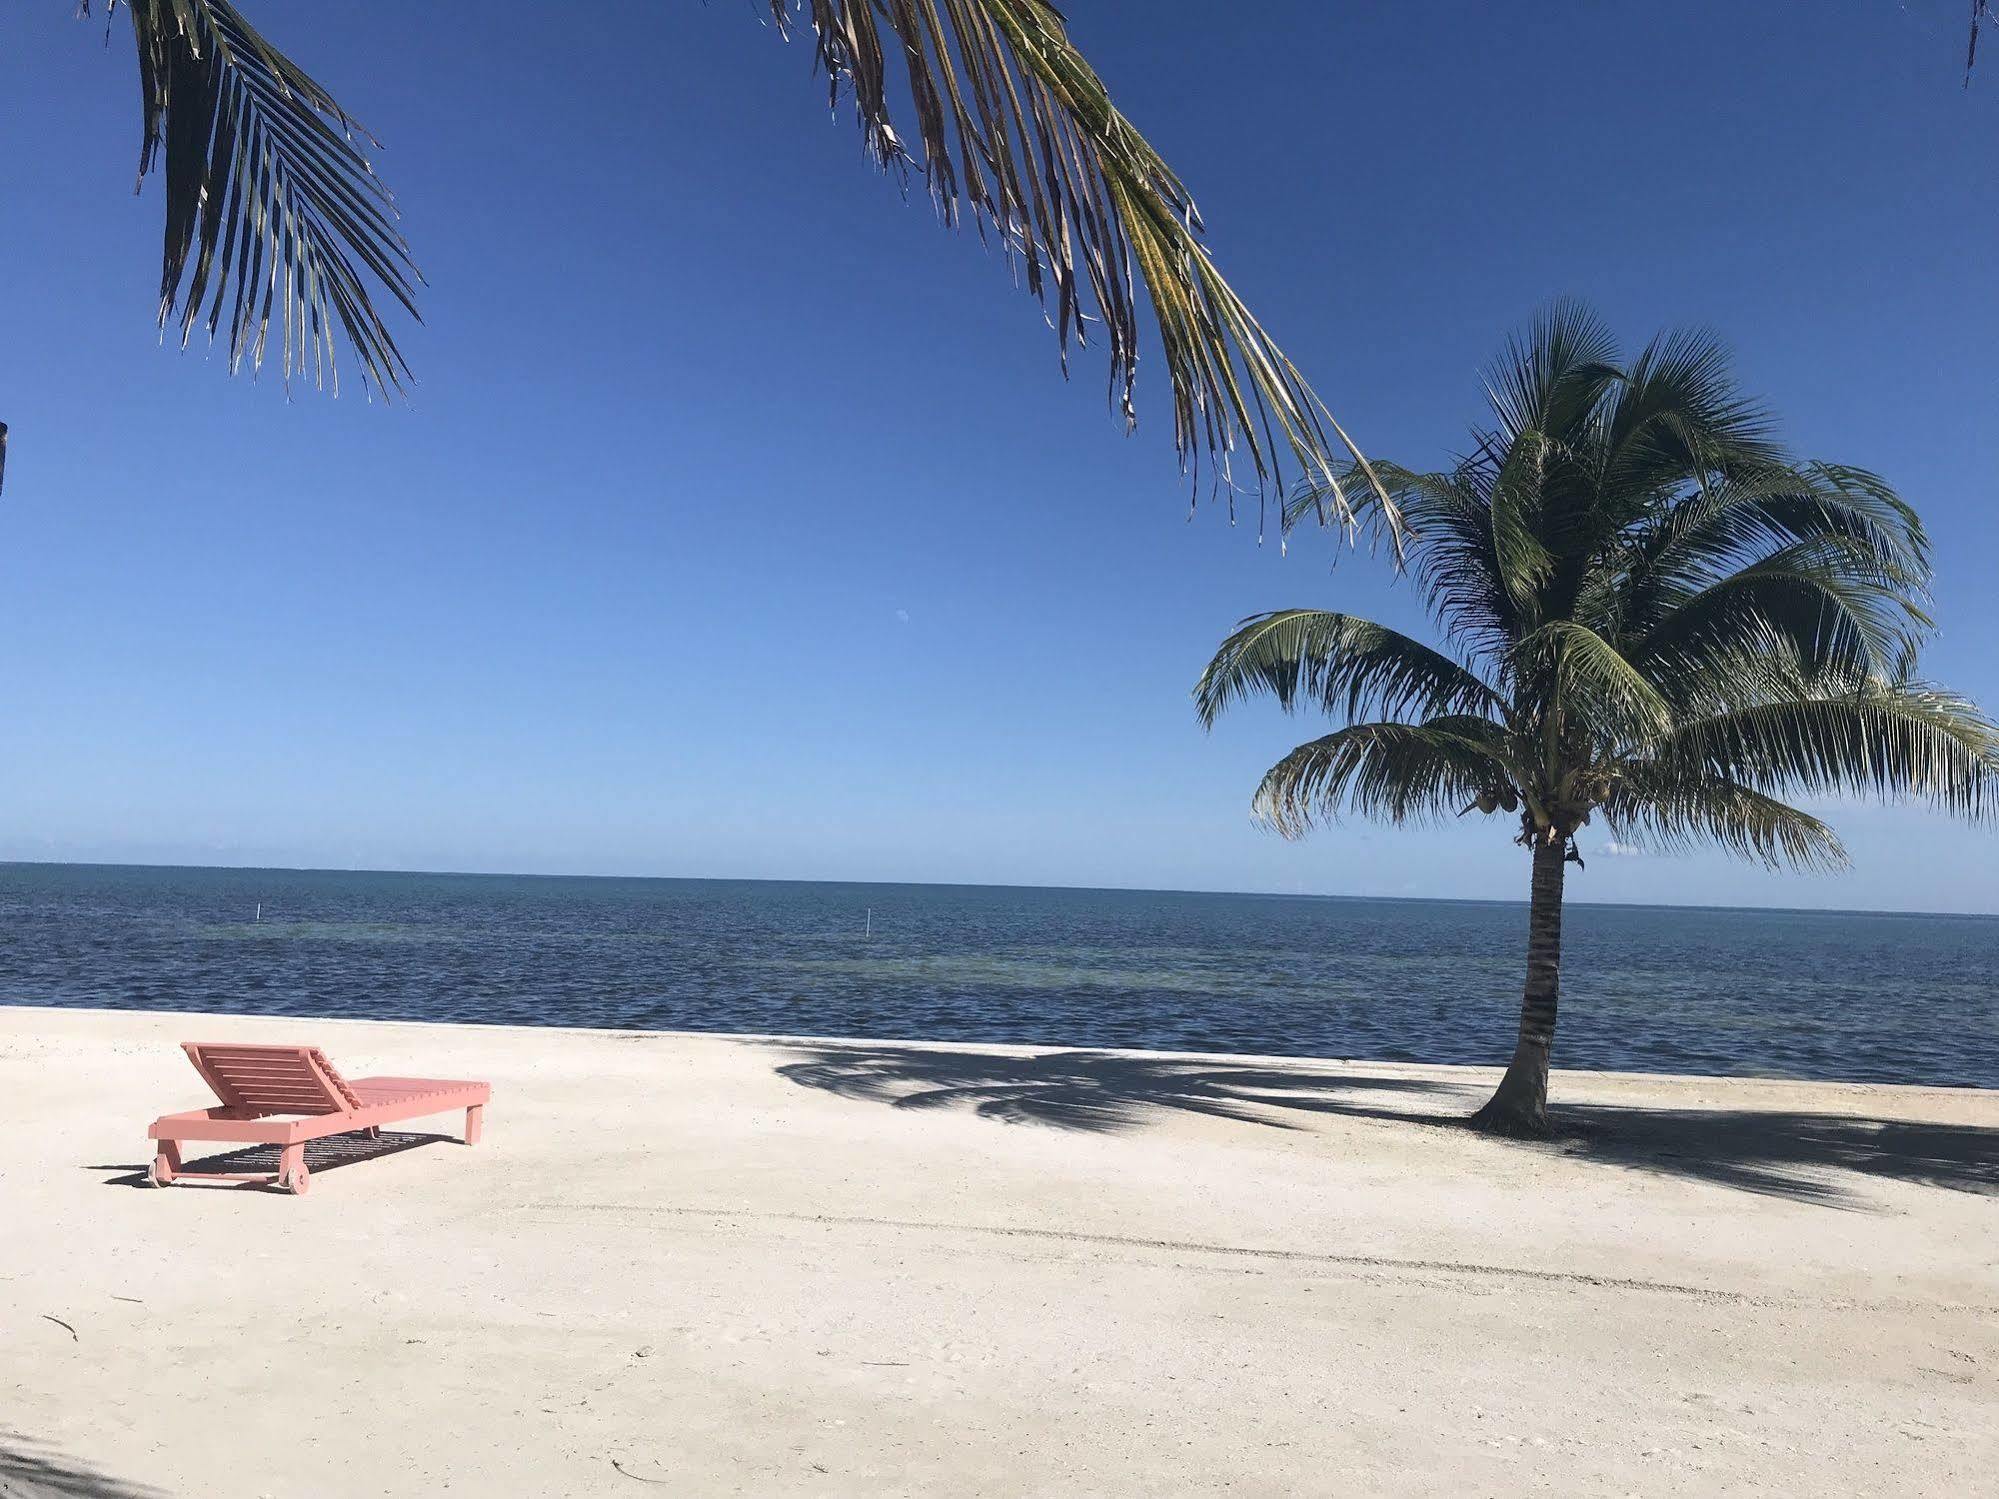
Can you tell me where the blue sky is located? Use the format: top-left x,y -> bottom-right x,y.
2,1 -> 1996,911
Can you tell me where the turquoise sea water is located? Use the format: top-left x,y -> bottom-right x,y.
0,862 -> 1993,1087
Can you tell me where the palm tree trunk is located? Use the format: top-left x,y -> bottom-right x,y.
1470,837 -> 1567,1137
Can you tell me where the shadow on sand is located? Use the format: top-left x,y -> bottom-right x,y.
770,1041 -> 1999,1208
0,1433 -> 162,1499
90,1129 -> 455,1190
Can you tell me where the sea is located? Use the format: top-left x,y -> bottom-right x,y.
0,862 -> 1993,1088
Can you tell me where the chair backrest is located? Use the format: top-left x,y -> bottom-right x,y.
182,1042 -> 363,1115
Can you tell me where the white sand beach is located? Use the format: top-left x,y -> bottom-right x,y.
0,1004 -> 1993,1497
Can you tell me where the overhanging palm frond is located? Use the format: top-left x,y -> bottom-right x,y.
1654,684 -> 1999,819
1252,721 -> 1509,837
92,0 -> 421,397
766,0 -> 1383,524
1602,775 -> 1847,871
1195,610 -> 1501,729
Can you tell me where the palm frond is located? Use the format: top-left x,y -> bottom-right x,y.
766,0 -> 1384,523
1513,620 -> 1672,746
1596,325 -> 1778,500
1289,461 -> 1520,658
90,0 -> 420,397
1251,721 -> 1510,837
1623,462 -> 1930,627
1485,427 -> 1559,620
1195,609 -> 1500,729
1636,535 -> 1933,684
1651,683 -> 1999,820
1480,299 -> 1622,450
1635,631 -> 1833,720
1602,775 -> 1847,871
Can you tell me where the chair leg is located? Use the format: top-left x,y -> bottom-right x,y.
150,1139 -> 181,1187
464,1104 -> 484,1146
278,1143 -> 306,1189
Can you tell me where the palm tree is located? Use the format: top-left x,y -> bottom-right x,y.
51,2 -> 1378,524
1195,304 -> 1999,1137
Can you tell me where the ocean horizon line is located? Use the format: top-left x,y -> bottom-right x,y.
3,856 -> 1993,924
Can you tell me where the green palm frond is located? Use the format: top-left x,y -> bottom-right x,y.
1703,464 -> 1922,575
766,0 -> 1384,522
1602,776 -> 1847,871
1636,632 -> 1831,720
1596,325 -> 1778,500
1480,300 -> 1621,448
1512,621 -> 1671,745
1636,536 -> 1932,683
1195,610 -> 1501,730
1653,684 -> 1999,820
1622,462 -> 1930,622
1485,428 -> 1560,619
1288,461 -> 1519,657
89,0 -> 421,397
1251,721 -> 1510,837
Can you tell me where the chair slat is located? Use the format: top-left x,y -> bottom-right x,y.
183,1043 -> 362,1114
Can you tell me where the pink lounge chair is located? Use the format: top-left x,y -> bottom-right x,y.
146,1042 -> 490,1196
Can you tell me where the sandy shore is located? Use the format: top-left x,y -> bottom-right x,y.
0,1005 -> 1993,1497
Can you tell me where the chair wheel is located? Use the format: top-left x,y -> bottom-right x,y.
286,1163 -> 311,1196
148,1155 -> 173,1188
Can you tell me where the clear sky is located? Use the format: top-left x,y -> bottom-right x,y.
2,2 -> 1996,911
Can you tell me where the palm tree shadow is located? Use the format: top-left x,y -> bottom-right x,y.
768,1041 -> 1999,1208
89,1129 -> 453,1190
0,1431 -> 163,1498
1547,1104 -> 1999,1206
771,1042 -> 1471,1135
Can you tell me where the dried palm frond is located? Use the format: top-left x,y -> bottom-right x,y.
768,0 -> 1385,531
86,0 -> 421,398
